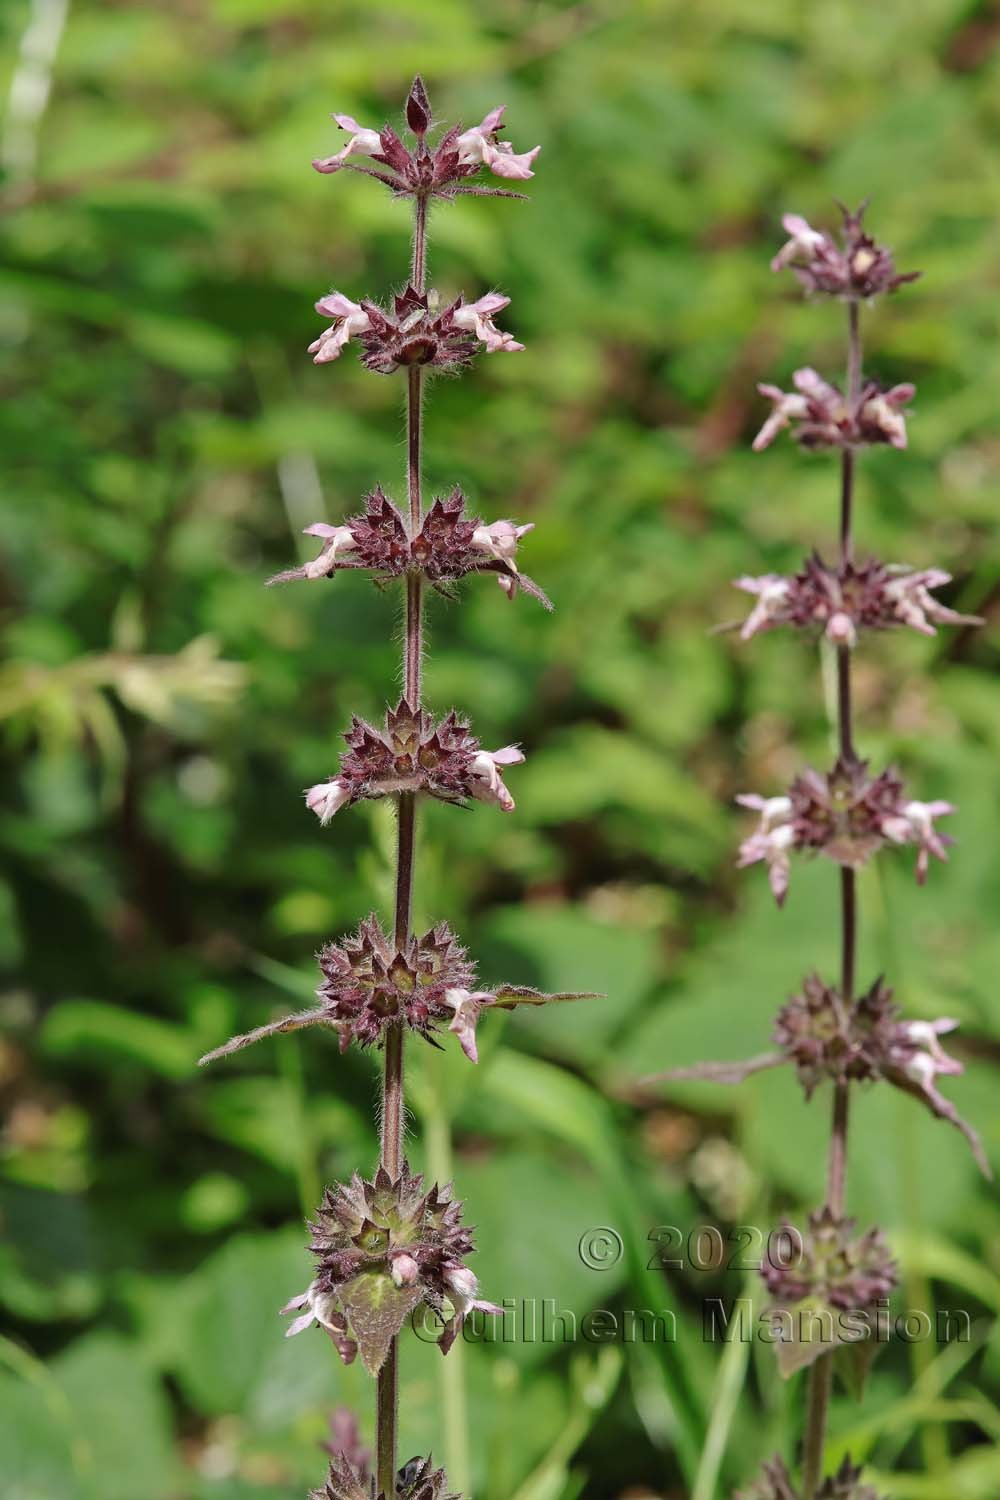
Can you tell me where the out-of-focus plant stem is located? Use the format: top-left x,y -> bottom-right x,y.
802,298 -> 861,1500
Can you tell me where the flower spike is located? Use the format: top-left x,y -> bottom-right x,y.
311,80 -> 540,200
198,913 -> 594,1065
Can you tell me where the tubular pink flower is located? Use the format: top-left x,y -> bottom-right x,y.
884,1016 -> 989,1175
452,293 -> 524,353
752,383 -> 811,451
885,799 -> 955,883
734,574 -> 793,638
313,114 -> 384,174
456,106 -> 540,180
472,518 -> 534,597
305,777 -> 352,825
267,521 -> 359,586
882,568 -> 982,635
736,794 -> 795,905
309,293 -> 372,363
770,213 -> 827,272
859,384 -> 914,449
443,986 -> 494,1063
468,745 -> 525,812
438,1263 -> 503,1354
283,1282 -> 342,1338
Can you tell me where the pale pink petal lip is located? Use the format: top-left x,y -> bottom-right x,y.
284,1310 -> 315,1338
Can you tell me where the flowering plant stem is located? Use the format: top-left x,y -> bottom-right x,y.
801,297 -> 861,1500
650,206 -> 986,1500
377,189 -> 429,1500
198,81 -> 582,1500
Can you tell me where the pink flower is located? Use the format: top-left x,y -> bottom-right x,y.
753,369 -> 914,452
899,1019 -> 963,1082
751,382 -> 813,451
267,521 -> 359,586
467,745 -> 525,812
883,799 -> 955,883
282,1282 -> 340,1337
884,1017 -> 989,1175
752,369 -> 840,451
302,522 -> 358,578
452,294 -> 524,353
734,575 -> 793,639
443,986 -> 494,1063
882,568 -> 982,636
313,114 -> 384,174
736,794 -> 795,906
308,293 -> 372,363
859,384 -> 914,449
472,518 -> 534,598
305,778 -> 352,825
456,106 -> 540,180
439,1263 -> 503,1353
770,213 -> 828,273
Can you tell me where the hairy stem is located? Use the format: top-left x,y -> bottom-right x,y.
802,297 -> 862,1500
376,189 -> 430,1500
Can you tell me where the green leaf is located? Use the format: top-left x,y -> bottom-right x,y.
340,1270 -> 424,1375
40,1000 -> 195,1079
765,1297 -> 862,1380
54,1334 -> 179,1500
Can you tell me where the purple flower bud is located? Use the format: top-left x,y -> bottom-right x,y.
825,609 -> 857,647
405,76 -> 432,137
390,1252 -> 420,1287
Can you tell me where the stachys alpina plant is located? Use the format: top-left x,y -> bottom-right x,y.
649,206 -> 987,1498
200,78 -> 589,1500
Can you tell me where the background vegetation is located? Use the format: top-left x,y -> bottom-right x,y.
2,2 -> 999,1497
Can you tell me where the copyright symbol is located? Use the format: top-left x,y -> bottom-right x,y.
578,1226 -> 623,1270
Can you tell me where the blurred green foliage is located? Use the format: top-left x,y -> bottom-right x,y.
2,1 -> 999,1497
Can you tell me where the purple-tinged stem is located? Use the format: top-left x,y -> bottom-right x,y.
802,298 -> 862,1500
377,189 -> 429,1500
